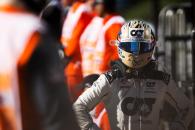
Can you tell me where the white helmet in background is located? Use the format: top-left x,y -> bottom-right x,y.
117,20 -> 156,69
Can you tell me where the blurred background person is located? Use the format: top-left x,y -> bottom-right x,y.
80,0 -> 125,76
93,0 -> 125,74
41,0 -> 64,40
0,0 -> 79,130
40,0 -> 74,67
79,0 -> 103,77
61,0 -> 75,19
61,0 -> 95,102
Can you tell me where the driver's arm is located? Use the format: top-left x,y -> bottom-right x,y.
73,74 -> 111,130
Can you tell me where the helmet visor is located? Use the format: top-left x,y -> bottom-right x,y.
118,42 -> 154,55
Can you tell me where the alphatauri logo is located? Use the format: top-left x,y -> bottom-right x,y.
129,28 -> 144,41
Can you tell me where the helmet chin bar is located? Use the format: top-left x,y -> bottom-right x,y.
118,48 -> 153,69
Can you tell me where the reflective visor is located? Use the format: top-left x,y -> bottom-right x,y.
118,42 -> 153,54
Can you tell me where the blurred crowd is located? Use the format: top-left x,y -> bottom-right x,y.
0,0 -> 125,130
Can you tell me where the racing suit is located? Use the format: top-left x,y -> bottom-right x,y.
73,62 -> 194,130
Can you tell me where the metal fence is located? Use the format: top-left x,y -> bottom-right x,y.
157,3 -> 194,129
158,3 -> 193,81
158,3 -> 194,89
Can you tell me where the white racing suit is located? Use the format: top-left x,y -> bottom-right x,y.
73,71 -> 194,130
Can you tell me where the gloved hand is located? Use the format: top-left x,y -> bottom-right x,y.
104,60 -> 127,84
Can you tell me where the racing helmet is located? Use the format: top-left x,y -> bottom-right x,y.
117,20 -> 156,69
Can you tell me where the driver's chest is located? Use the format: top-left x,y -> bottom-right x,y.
113,78 -> 165,127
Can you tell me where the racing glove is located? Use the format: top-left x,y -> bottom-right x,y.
104,60 -> 127,84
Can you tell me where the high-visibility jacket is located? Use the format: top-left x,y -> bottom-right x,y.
93,102 -> 111,130
61,1 -> 89,47
0,5 -> 80,130
93,15 -> 125,74
80,16 -> 103,77
61,1 -> 94,101
0,5 -> 41,130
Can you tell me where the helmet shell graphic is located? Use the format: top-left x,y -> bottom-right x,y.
116,20 -> 156,68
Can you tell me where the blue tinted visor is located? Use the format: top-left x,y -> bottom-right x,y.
118,42 -> 153,54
